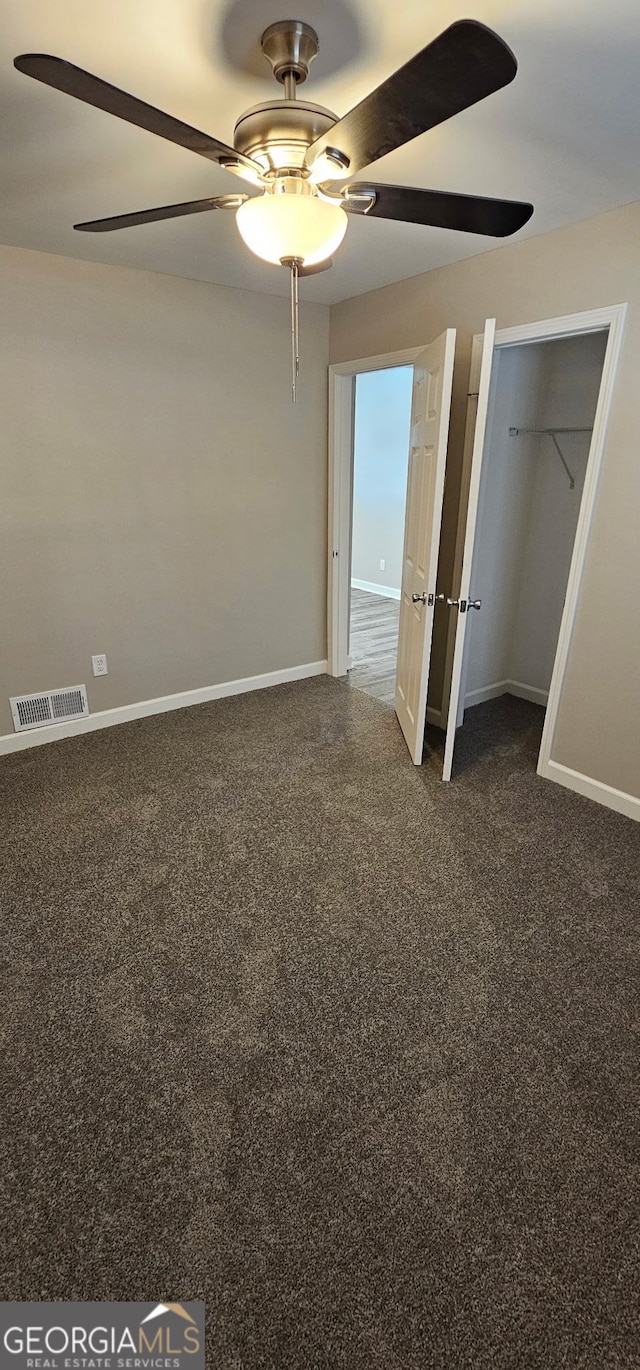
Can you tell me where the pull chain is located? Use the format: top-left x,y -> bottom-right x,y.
282,256 -> 302,403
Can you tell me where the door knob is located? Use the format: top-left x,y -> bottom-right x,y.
437,596 -> 482,613
411,592 -> 434,605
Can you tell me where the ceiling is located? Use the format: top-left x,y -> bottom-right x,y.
2,0 -> 639,305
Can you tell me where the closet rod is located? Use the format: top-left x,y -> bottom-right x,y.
508,426 -> 593,491
509,427 -> 593,435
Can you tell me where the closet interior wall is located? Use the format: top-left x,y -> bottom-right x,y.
463,330 -> 608,711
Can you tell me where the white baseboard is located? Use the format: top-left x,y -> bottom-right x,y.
464,680 -> 509,707
351,578 -> 401,601
0,659 -> 328,756
539,758 -> 640,823
465,678 -> 549,708
508,679 -> 549,706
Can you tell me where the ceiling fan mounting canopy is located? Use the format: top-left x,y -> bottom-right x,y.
260,19 -> 319,91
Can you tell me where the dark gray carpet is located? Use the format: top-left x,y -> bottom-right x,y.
1,681 -> 638,1369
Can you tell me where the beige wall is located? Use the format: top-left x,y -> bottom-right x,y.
0,245 -> 329,736
330,201 -> 640,799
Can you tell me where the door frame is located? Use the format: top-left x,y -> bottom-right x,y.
444,301 -> 628,795
327,346 -> 430,678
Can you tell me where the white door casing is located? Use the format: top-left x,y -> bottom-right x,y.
395,330 -> 456,764
442,319 -> 496,782
441,305 -> 628,803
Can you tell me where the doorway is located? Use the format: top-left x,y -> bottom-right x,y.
449,328 -> 608,772
348,365 -> 413,705
328,332 -> 457,763
439,302 -> 628,811
327,342 -> 433,685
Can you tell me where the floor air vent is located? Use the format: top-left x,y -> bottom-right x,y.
10,684 -> 89,732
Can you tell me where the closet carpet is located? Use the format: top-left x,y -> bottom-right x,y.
1,681 -> 638,1370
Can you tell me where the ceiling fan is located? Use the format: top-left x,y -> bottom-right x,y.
14,17 -> 533,397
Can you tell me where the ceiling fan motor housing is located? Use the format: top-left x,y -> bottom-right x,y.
233,98 -> 338,177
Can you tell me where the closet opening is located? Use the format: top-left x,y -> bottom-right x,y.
450,327 -> 609,778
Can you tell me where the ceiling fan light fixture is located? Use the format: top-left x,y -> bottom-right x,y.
236,183 -> 348,266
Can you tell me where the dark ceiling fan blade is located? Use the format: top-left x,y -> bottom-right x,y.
74,194 -> 248,232
306,20 -> 517,177
298,258 -> 333,277
13,54 -> 263,182
342,183 -> 533,237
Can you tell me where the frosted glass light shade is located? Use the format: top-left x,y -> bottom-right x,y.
236,191 -> 348,266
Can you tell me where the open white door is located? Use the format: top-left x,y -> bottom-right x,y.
442,319 -> 496,781
395,329 -> 456,764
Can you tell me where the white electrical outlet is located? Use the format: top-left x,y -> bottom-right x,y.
92,654 -> 108,677
379,558 -> 386,571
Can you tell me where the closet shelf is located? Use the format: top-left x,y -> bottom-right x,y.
508,426 -> 593,491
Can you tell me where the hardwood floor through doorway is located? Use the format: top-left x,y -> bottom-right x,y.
348,587 -> 400,706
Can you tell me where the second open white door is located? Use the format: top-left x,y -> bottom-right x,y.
395,329 -> 456,764
442,319 -> 496,781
